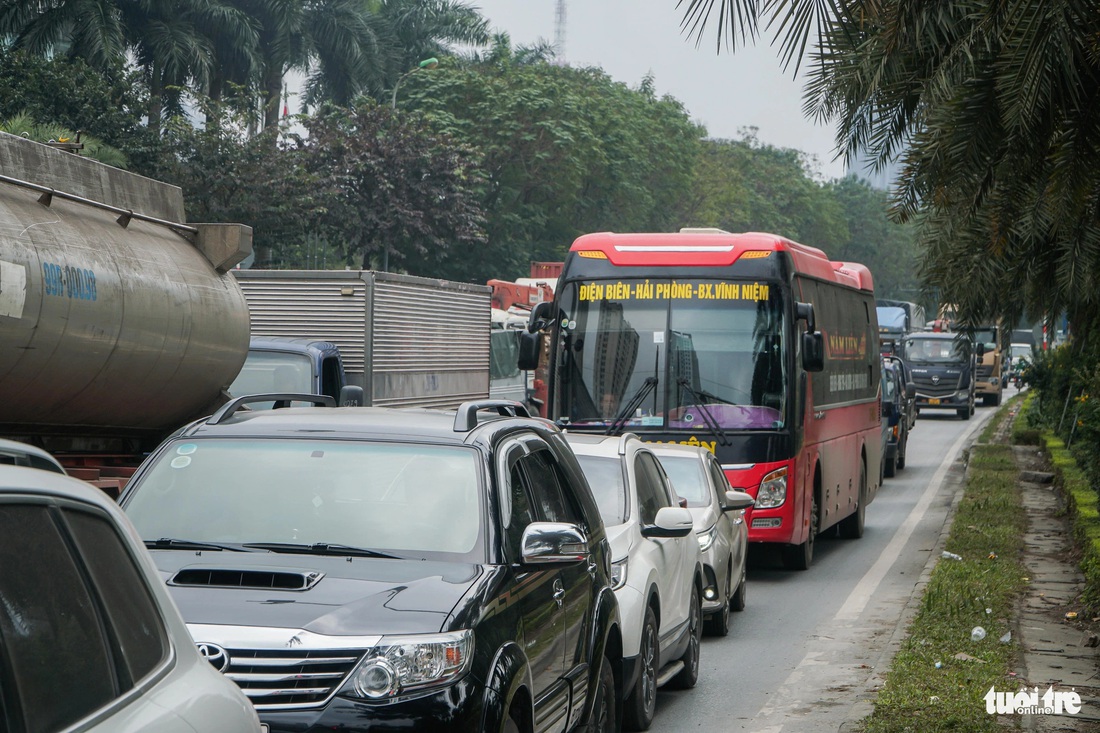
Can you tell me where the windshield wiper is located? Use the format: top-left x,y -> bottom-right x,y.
605,377 -> 659,435
242,542 -> 403,559
145,538 -> 249,552
676,378 -> 732,447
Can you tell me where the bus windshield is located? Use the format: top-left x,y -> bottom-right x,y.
556,278 -> 787,430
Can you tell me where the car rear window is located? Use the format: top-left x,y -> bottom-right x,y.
654,454 -> 709,508
124,439 -> 486,561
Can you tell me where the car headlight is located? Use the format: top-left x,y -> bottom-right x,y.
341,630 -> 473,700
610,557 -> 628,590
755,467 -> 788,509
956,390 -> 969,399
697,525 -> 718,552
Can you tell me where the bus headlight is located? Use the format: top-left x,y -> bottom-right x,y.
755,467 -> 788,508
342,630 -> 473,700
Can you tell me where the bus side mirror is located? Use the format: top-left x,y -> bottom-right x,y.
802,332 -> 824,372
518,331 -> 543,371
796,302 -> 816,333
527,301 -> 556,333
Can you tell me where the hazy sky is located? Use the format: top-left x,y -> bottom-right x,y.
470,0 -> 849,180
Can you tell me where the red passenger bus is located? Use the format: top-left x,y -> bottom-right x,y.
520,229 -> 882,569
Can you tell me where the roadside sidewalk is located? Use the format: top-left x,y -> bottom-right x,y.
1012,436 -> 1100,731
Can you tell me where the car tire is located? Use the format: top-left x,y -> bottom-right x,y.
897,428 -> 907,470
782,491 -> 817,570
704,566 -> 732,637
668,587 -> 702,690
587,655 -> 618,733
729,564 -> 747,612
958,406 -> 971,420
624,607 -> 658,730
503,712 -> 522,733
838,460 -> 866,540
884,445 -> 897,478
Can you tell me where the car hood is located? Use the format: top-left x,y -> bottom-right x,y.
687,504 -> 718,532
150,551 -> 484,636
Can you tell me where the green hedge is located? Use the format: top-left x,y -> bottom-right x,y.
1035,421 -> 1100,614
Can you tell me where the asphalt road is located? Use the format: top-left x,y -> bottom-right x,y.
648,394 -> 1007,732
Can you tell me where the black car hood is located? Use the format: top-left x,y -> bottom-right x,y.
150,551 -> 484,636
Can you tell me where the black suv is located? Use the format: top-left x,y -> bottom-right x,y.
119,396 -> 622,733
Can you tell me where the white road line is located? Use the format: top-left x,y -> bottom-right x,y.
834,416 -> 987,621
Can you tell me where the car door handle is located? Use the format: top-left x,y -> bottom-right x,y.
814,411 -> 826,420
587,558 -> 598,577
553,579 -> 565,607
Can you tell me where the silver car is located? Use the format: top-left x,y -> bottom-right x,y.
0,465 -> 262,733
651,444 -> 754,636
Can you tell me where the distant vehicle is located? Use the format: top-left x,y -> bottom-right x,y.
1009,343 -> 1033,387
650,444 -> 755,637
566,432 -> 703,732
522,229 -> 883,570
877,306 -> 908,355
0,465 -> 262,733
119,397 -> 621,733
902,333 -> 982,420
230,336 -> 349,409
881,356 -> 916,477
0,438 -> 65,474
876,299 -> 927,336
233,269 -> 491,409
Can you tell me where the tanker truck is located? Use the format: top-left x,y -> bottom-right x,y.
0,132 -> 252,494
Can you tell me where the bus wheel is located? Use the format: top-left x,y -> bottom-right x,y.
782,490 -> 817,570
839,461 -> 866,540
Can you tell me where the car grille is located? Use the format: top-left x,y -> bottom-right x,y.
976,364 -> 994,379
222,647 -> 365,709
912,374 -> 960,398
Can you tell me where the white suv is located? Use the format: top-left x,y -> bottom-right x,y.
565,433 -> 703,731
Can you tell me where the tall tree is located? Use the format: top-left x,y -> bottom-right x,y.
0,0 -> 127,70
675,1 -> 1100,346
300,102 -> 487,272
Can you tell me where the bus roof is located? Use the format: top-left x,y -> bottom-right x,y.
568,231 -> 874,292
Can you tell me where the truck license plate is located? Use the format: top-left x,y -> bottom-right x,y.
929,398 -> 940,405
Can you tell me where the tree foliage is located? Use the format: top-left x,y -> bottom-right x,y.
403,50 -> 705,280
300,102 -> 487,272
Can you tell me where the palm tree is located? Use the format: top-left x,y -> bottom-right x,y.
675,0 -> 1100,345
371,0 -> 489,101
0,0 -> 127,69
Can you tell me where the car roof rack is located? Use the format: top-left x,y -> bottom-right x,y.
207,393 -> 337,425
454,400 -> 531,432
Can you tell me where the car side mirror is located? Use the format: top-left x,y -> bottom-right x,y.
975,341 -> 986,359
802,332 -> 824,373
641,507 -> 694,538
722,490 -> 754,512
678,496 -> 688,509
339,385 -> 365,406
520,522 -> 588,565
905,383 -> 916,399
517,331 -> 543,371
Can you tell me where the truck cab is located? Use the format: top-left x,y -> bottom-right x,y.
229,337 -> 347,407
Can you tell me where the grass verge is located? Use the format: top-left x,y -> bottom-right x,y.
861,399 -> 1027,733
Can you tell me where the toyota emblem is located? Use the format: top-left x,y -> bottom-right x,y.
196,642 -> 231,672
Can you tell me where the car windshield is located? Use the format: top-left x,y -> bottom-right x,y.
124,439 -> 485,561
904,337 -> 968,365
573,454 -> 628,526
653,454 -> 709,508
556,278 -> 787,430
229,351 -> 313,409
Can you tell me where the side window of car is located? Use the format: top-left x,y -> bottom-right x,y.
505,461 -> 539,563
708,459 -> 731,501
0,504 -> 117,732
62,508 -> 170,685
521,448 -> 582,526
633,452 -> 672,525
